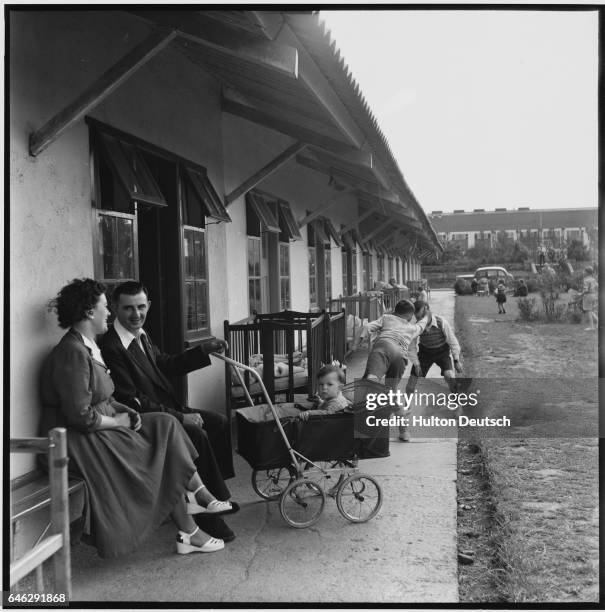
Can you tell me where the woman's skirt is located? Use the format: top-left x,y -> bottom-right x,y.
66,412 -> 197,558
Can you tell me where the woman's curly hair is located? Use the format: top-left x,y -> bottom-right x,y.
49,278 -> 106,329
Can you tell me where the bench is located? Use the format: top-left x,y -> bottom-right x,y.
10,428 -> 86,597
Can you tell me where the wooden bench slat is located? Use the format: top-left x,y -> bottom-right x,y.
11,439 -> 49,453
12,479 -> 85,523
10,534 -> 63,585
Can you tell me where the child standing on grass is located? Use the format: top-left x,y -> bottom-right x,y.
298,365 -> 351,421
496,280 -> 507,314
580,266 -> 598,331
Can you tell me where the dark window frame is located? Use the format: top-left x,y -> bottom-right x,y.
89,119 -> 223,344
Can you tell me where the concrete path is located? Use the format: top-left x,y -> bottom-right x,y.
70,290 -> 459,604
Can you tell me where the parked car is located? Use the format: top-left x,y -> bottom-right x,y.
474,266 -> 514,287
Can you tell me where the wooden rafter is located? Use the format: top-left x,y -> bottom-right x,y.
296,153 -> 405,210
297,189 -> 352,229
360,219 -> 392,244
132,11 -> 298,78
306,145 -> 374,172
222,88 -> 358,155
225,141 -> 306,205
29,28 -> 177,156
339,208 -> 374,235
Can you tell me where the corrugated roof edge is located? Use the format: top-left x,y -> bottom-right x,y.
283,11 -> 442,254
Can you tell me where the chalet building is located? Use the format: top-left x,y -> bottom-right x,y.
10,10 -> 441,478
429,207 -> 598,255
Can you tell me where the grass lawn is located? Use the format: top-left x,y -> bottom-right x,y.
455,294 -> 599,603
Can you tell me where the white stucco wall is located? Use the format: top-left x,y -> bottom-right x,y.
10,12 -> 229,472
222,114 -> 362,319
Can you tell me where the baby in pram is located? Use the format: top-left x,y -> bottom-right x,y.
298,365 -> 352,421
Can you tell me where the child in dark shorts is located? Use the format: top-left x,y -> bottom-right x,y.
496,280 -> 507,314
362,299 -> 430,389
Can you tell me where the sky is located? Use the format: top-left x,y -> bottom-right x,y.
320,9 -> 598,214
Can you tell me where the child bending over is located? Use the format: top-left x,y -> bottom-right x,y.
362,299 -> 431,387
298,365 -> 351,421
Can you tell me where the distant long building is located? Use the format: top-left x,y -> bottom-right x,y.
428,206 -> 598,253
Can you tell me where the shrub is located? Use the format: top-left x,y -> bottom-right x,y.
567,239 -> 590,262
567,308 -> 583,324
454,278 -> 473,295
525,277 -> 542,293
517,297 -> 539,321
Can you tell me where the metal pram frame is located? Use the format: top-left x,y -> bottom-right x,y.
211,351 -> 384,528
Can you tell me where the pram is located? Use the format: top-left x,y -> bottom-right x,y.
211,352 -> 388,529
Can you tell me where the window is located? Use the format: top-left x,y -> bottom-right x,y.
308,221 -> 318,308
362,252 -> 373,291
361,252 -> 367,291
95,211 -> 138,298
308,247 -> 317,308
180,165 -> 214,338
395,257 -> 401,283
388,257 -> 394,281
342,250 -> 349,296
377,255 -> 385,282
90,121 -> 228,348
323,218 -> 343,247
247,192 -> 280,234
246,195 -> 270,314
246,192 -> 297,313
248,237 -> 262,315
183,167 -> 231,223
340,229 -> 358,297
279,242 -> 291,310
183,228 -> 208,334
278,201 -> 302,241
324,246 -> 332,304
95,131 -> 167,209
93,129 -> 162,297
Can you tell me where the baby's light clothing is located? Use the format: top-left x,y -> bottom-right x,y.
305,392 -> 352,417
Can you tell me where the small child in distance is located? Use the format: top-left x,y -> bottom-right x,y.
495,280 -> 507,314
298,365 -> 351,421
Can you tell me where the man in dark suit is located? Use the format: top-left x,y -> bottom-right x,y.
99,281 -> 237,540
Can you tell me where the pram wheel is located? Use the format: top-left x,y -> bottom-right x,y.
279,479 -> 326,528
251,467 -> 295,500
336,473 -> 383,523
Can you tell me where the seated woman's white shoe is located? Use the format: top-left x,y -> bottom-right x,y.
185,486 -> 238,515
176,527 -> 224,554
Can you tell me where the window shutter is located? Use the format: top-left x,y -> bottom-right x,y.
247,192 -> 280,233
278,200 -> 302,241
97,132 -> 167,209
184,167 -> 231,223
342,230 -> 356,252
323,218 -> 343,247
312,219 -> 329,245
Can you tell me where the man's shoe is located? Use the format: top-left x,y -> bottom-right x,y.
194,514 -> 236,543
398,428 -> 411,442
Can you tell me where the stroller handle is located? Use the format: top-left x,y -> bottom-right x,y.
209,350 -> 299,460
